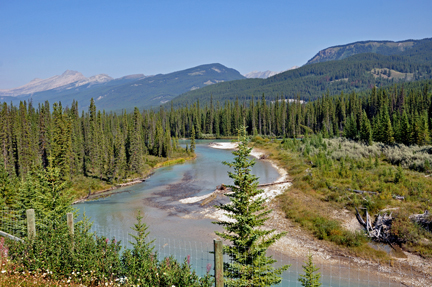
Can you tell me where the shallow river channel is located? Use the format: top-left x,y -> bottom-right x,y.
75,140 -> 395,286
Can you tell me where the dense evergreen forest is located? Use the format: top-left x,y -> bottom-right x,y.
1,79 -> 432,205
0,98 -> 189,205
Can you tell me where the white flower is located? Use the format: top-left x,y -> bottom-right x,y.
1,270 -> 6,273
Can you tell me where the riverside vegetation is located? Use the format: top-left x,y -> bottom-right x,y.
251,134 -> 432,260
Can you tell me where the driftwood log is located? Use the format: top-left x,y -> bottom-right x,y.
355,209 -> 432,242
348,188 -> 378,195
355,207 -> 393,242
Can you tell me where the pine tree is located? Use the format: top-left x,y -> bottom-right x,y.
190,124 -> 196,153
129,107 -> 144,173
33,160 -> 74,222
298,254 -> 322,287
0,163 -> 15,206
51,103 -> 72,179
359,111 -> 372,145
343,113 -> 357,140
214,126 -> 290,286
113,122 -> 127,180
13,159 -> 73,234
413,112 -> 430,145
380,109 -> 395,145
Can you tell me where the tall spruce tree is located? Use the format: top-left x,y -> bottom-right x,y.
214,126 -> 290,286
51,103 -> 72,179
400,110 -> 411,145
190,124 -> 196,153
359,111 -> 373,145
380,109 -> 395,145
129,107 -> 144,173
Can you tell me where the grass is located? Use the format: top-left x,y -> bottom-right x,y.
251,134 -> 432,259
370,68 -> 414,80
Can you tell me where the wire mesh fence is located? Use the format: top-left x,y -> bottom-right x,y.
83,217 -> 432,286
0,208 -> 431,286
0,208 -> 27,239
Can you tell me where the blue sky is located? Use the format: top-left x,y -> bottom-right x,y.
1,0 -> 431,89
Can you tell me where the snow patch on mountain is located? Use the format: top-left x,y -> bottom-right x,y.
244,66 -> 299,79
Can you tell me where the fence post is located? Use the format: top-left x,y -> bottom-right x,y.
26,209 -> 36,240
67,212 -> 74,251
214,239 -> 223,287
67,213 -> 74,235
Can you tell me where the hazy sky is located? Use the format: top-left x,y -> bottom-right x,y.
1,0 -> 431,89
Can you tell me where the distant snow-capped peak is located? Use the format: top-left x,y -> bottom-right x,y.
0,70 -> 114,97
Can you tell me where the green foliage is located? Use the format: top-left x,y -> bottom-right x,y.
390,212 -> 423,244
360,111 -> 373,145
190,124 -> 196,153
12,162 -> 74,236
7,213 -> 214,286
214,126 -> 290,286
298,254 -> 322,287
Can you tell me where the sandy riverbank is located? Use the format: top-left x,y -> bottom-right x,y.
208,141 -> 291,200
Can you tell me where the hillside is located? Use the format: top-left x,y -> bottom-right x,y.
2,63 -> 244,112
306,37 -> 432,64
169,39 -> 432,107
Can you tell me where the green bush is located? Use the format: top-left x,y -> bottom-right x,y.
7,214 -> 214,286
390,213 -> 421,244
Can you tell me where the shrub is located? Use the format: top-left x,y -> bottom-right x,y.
390,212 -> 421,244
7,214 -> 214,286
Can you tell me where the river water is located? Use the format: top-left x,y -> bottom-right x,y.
76,140 -> 279,242
75,140 -> 394,286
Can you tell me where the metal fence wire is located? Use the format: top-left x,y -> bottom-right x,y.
0,208 -> 431,286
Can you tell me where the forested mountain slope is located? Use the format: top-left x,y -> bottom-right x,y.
306,37 -> 432,64
169,47 -> 432,107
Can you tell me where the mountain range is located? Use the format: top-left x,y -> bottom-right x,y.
1,64 -> 244,111
168,37 -> 432,107
2,37 -> 431,111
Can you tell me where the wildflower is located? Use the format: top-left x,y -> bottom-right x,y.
1,270 -> 6,273
187,255 -> 190,265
